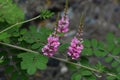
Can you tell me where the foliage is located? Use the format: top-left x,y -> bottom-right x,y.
0,0 -> 24,25
71,33 -> 120,80
0,0 -> 120,80
18,52 -> 48,75
40,9 -> 54,19
0,0 -> 53,79
71,69 -> 96,80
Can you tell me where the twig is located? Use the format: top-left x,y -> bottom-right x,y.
0,15 -> 41,34
108,54 -> 120,63
64,0 -> 68,16
0,41 -> 117,77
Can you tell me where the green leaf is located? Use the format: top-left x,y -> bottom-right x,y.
107,43 -> 115,52
79,57 -> 89,66
112,47 -> 120,55
106,76 -> 116,80
10,71 -> 18,80
23,33 -> 35,44
40,10 -> 54,19
117,74 -> 120,79
40,27 -> 53,34
35,54 -> 48,70
0,0 -> 24,26
31,43 -> 41,49
0,59 -> 3,63
12,33 -> 20,37
118,24 -> 120,28
20,61 -> 31,70
58,43 -> 69,52
105,57 -> 113,63
81,70 -> 92,76
82,48 -> 93,56
95,62 -> 105,72
66,63 -> 77,71
27,64 -> 36,75
111,61 -> 119,67
3,38 -> 10,43
83,39 -> 91,48
117,37 -> 120,44
106,33 -> 115,44
106,33 -> 116,52
18,37 -> 23,41
0,32 -> 10,40
94,50 -> 106,57
20,29 -> 27,35
29,26 -> 37,32
98,41 -> 105,50
18,52 -> 48,75
86,76 -> 96,80
71,72 -> 81,80
116,67 -> 120,72
91,39 -> 98,48
22,26 -> 53,44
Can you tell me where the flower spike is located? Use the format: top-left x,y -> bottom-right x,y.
67,15 -> 84,60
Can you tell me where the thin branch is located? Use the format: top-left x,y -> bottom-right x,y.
0,15 -> 41,34
0,42 -> 38,54
0,41 -> 117,77
108,54 -> 120,63
52,56 -> 101,73
64,0 -> 68,16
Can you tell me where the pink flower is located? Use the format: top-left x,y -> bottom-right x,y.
57,16 -> 69,33
42,35 -> 60,57
67,37 -> 84,60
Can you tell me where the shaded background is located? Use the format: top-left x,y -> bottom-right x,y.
14,0 -> 120,40
2,0 -> 120,80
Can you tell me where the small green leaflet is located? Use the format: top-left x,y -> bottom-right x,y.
0,32 -> 10,40
18,52 -> 48,75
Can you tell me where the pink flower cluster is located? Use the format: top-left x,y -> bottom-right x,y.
42,14 -> 84,59
67,37 -> 83,60
57,16 -> 69,33
42,35 -> 60,57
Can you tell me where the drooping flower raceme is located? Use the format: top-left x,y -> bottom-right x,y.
42,35 -> 60,57
57,16 -> 69,33
67,37 -> 83,59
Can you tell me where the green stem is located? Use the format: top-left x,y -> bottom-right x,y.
108,54 -> 120,63
52,56 -> 100,73
0,41 -> 117,77
0,15 -> 41,34
64,0 -> 68,16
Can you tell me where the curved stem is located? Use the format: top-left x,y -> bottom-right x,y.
0,15 -> 41,34
64,0 -> 68,16
52,56 -> 101,73
0,41 -> 117,77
